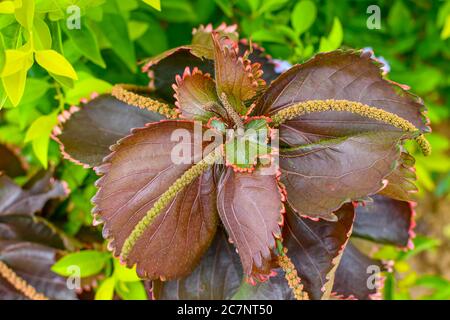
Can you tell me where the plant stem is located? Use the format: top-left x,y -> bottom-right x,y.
271,99 -> 431,156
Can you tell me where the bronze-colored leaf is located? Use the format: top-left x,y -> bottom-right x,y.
0,144 -> 26,178
282,204 -> 355,300
280,131 -> 405,220
173,67 -> 218,121
192,23 -> 239,51
255,50 -> 429,137
232,270 -> 293,300
93,121 -> 218,280
142,47 -> 214,102
153,229 -> 242,300
0,174 -> 67,216
0,241 -> 77,300
212,33 -> 265,114
217,167 -> 283,277
379,150 -> 417,201
54,94 -> 165,168
353,195 -> 415,248
332,242 -> 384,300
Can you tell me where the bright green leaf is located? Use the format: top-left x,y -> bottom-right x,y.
62,21 -> 105,68
33,17 -> 52,50
51,250 -> 109,277
441,15 -> 450,40
14,0 -> 35,30
95,277 -> 116,300
24,111 -> 57,167
2,68 -> 28,106
1,49 -> 33,77
49,72 -> 74,89
319,17 -> 343,52
35,49 -> 78,79
65,73 -> 111,105
142,0 -> 161,11
115,281 -> 147,300
0,1 -> 15,14
113,259 -> 140,282
291,0 -> 317,36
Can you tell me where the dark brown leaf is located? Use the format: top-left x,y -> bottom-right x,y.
0,174 -> 67,216
379,150 -> 417,201
217,167 -> 283,277
54,94 -> 166,168
0,241 -> 77,300
143,47 -> 214,102
353,195 -> 415,248
0,215 -> 72,250
173,67 -> 218,121
153,229 -> 242,300
255,50 -> 429,137
232,270 -> 293,300
282,204 -> 355,300
332,242 -> 383,300
93,121 -> 218,280
0,144 -> 26,178
280,131 -> 405,220
212,33 -> 264,114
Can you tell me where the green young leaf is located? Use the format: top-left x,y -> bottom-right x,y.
33,17 -> 52,50
25,112 -> 58,167
142,0 -> 161,11
291,0 -> 317,36
62,21 -> 105,68
319,17 -> 343,52
115,281 -> 147,300
65,72 -> 111,105
0,1 -> 15,14
1,48 -> 33,106
49,72 -> 74,89
35,49 -> 78,80
2,70 -> 28,107
95,277 -> 116,300
14,0 -> 35,30
1,49 -> 33,77
51,250 -> 109,277
98,8 -> 136,72
113,259 -> 140,282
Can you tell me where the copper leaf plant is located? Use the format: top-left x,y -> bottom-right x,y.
53,24 -> 431,300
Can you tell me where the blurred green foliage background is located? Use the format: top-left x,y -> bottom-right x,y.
0,0 -> 449,300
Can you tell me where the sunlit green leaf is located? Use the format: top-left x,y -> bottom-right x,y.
51,250 -> 110,277
142,0 -> 161,11
35,49 -> 78,79
291,0 -> 317,36
95,277 -> 116,300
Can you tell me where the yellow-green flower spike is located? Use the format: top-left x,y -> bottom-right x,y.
120,150 -> 222,261
112,84 -> 179,119
277,244 -> 309,301
0,260 -> 48,300
271,99 -> 431,156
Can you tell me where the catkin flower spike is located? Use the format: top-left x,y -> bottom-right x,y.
271,99 -> 431,156
0,260 -> 49,300
112,84 -> 179,119
276,241 -> 309,300
121,150 -> 223,261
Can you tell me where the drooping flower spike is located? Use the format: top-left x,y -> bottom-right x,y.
54,24 -> 430,300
